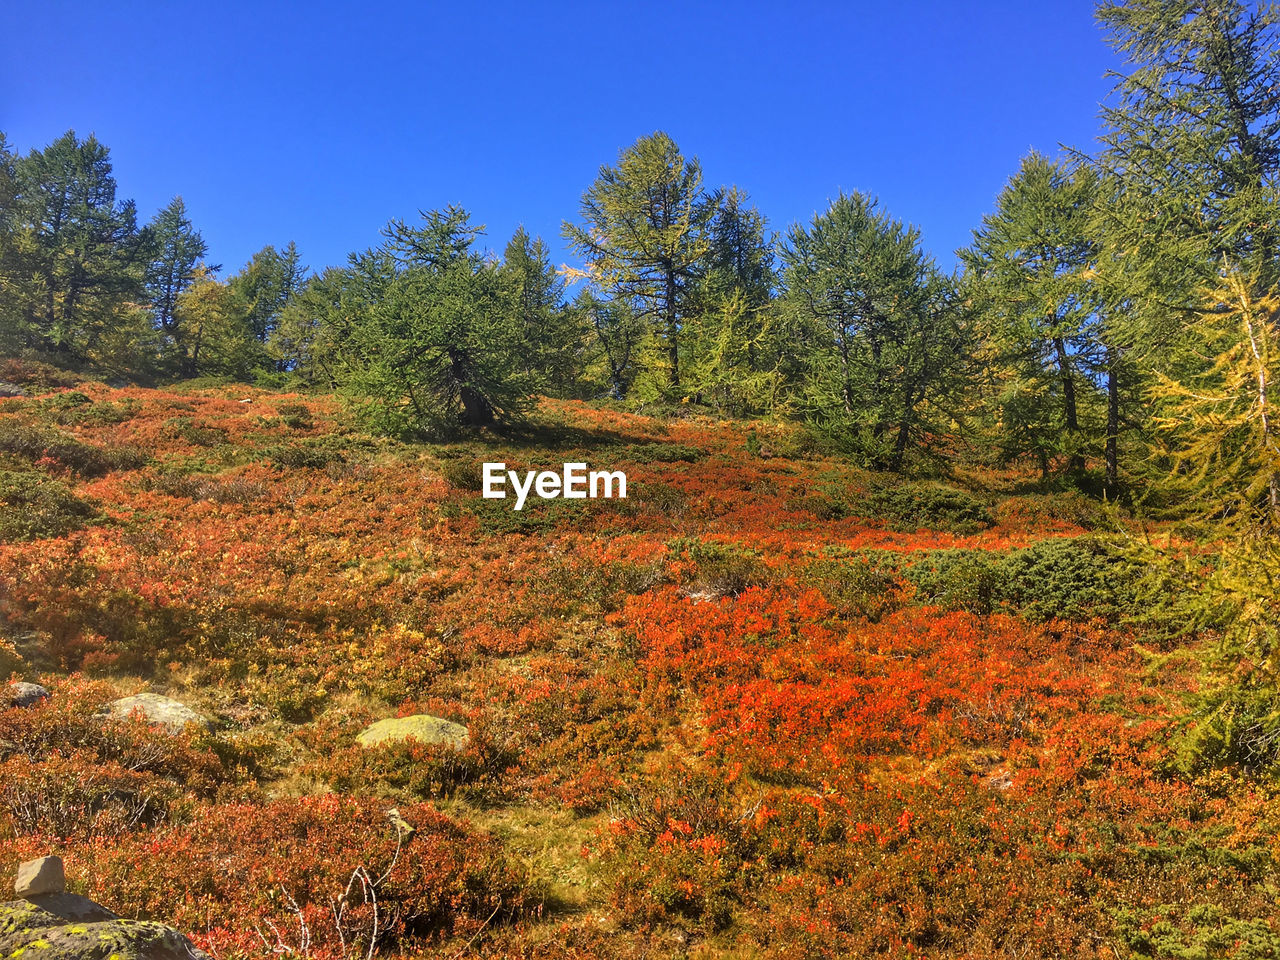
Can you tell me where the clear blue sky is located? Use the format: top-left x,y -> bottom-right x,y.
3,1 -> 1120,278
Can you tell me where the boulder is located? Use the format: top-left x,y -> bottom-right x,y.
0,904 -> 210,959
356,714 -> 469,750
14,856 -> 64,897
0,382 -> 24,399
102,694 -> 212,734
5,682 -> 50,708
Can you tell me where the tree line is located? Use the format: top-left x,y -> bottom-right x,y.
2,1 -> 1278,515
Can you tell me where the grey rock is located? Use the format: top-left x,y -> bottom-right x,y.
14,856 -> 64,897
5,682 -> 50,708
0,382 -> 24,399
102,694 -> 212,734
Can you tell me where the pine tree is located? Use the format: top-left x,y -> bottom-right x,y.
0,131 -> 145,363
564,132 -> 718,393
329,207 -> 533,437
782,192 -> 964,470
499,227 -> 578,392
230,242 -> 306,346
145,196 -> 209,339
961,154 -> 1108,479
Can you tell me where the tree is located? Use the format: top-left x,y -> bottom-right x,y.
169,268 -> 259,379
328,207 -> 532,437
962,154 -> 1109,480
782,192 -> 964,471
1093,1 -> 1280,356
0,131 -> 145,363
564,132 -> 718,392
499,227 -> 579,392
683,188 -> 786,413
145,196 -> 209,338
230,242 -> 306,346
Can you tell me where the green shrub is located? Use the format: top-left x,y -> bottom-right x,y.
162,417 -> 228,447
801,556 -> 903,620
867,483 -> 993,534
0,470 -> 98,541
898,549 -> 1004,615
0,420 -> 148,475
263,442 -> 345,470
274,402 -> 314,430
674,538 -> 771,596
438,457 -> 484,491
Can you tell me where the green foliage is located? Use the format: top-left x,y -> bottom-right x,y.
0,470 -> 97,541
0,130 -> 146,366
781,192 -> 966,471
867,483 -> 993,534
960,154 -> 1118,479
564,131 -> 718,393
0,419 -> 147,475
330,207 -> 534,438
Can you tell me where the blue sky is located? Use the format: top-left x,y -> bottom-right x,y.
3,1 -> 1120,278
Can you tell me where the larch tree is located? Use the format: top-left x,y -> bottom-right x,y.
961,154 -> 1107,480
563,131 -> 718,394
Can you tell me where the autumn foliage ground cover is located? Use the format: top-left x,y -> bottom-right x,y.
0,370 -> 1276,958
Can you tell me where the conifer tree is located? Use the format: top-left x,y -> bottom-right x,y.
0,131 -> 145,363
564,132 -> 718,393
782,192 -> 964,470
145,196 -> 209,338
961,154 -> 1108,479
329,207 -> 532,437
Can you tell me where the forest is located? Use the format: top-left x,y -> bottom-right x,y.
2,1 -> 1280,958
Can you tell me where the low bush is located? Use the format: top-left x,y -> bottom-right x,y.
0,420 -> 148,475
866,482 -> 993,533
0,470 -> 97,541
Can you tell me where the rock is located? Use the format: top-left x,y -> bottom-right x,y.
356,714 -> 469,750
0,382 -> 24,399
5,682 -> 49,708
0,903 -> 210,959
102,694 -> 212,734
14,856 -> 64,897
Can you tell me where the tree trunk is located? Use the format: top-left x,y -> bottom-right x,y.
1105,345 -> 1120,494
1053,335 -> 1084,474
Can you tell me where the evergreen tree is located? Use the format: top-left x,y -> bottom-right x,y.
782,192 -> 964,470
230,242 -> 307,345
145,196 -> 209,338
961,154 -> 1107,479
329,207 -> 532,437
0,131 -> 145,363
564,132 -> 718,393
499,227 -> 579,392
1094,1 -> 1280,351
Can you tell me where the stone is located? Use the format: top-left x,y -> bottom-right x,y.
14,856 -> 64,897
0,382 -> 24,399
102,694 -> 212,734
356,714 -> 469,750
0,903 -> 210,959
5,682 -> 50,708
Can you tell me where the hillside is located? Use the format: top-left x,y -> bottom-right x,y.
0,376 -> 1274,958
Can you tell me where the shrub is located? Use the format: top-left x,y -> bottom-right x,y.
0,470 -> 97,541
801,555 -> 905,620
867,483 -> 993,533
0,420 -> 147,475
275,401 -> 314,430
44,796 -> 541,956
438,456 -> 484,491
672,539 -> 771,597
264,441 -> 345,470
161,416 -> 228,447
